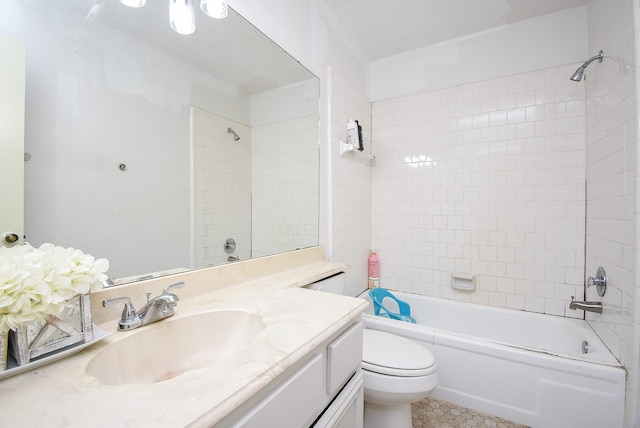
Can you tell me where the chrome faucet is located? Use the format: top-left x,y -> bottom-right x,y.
569,296 -> 603,314
102,282 -> 185,330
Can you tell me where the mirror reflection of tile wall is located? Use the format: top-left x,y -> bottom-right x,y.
252,115 -> 319,259
192,107 -> 252,267
192,107 -> 319,266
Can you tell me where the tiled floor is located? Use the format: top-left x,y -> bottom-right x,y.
412,398 -> 529,428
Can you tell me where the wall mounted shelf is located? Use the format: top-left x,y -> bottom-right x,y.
339,140 -> 376,165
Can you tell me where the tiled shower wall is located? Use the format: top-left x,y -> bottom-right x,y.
251,116 -> 319,259
371,65 -> 587,316
192,107 -> 252,267
330,68 -> 373,297
192,107 -> 319,265
585,0 -> 637,424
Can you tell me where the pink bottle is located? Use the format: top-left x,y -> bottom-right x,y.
368,249 -> 380,289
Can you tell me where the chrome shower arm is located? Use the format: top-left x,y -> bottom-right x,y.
570,50 -> 604,81
580,50 -> 604,68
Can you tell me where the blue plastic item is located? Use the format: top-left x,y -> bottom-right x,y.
368,288 -> 416,323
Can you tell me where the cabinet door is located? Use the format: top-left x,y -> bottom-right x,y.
0,36 -> 25,247
331,385 -> 363,428
232,354 -> 325,428
327,321 -> 363,394
313,371 -> 364,428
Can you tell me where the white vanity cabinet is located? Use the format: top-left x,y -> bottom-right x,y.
220,319 -> 364,428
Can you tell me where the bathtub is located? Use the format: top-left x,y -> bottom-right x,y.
358,289 -> 626,428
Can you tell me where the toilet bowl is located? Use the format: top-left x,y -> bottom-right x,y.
302,275 -> 437,427
362,329 -> 438,428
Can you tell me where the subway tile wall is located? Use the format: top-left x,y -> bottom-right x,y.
192,107 -> 252,267
585,0 -> 637,424
193,108 -> 319,265
330,68 -> 373,297
371,65 -> 586,316
251,115 -> 320,259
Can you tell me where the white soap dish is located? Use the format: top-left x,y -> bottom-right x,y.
451,273 -> 475,291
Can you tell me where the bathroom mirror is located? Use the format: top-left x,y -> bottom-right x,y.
1,0 -> 320,283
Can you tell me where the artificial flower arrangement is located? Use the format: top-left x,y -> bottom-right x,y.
0,243 -> 109,368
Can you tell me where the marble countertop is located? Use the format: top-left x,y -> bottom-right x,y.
0,248 -> 367,427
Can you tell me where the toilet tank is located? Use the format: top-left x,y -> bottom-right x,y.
304,272 -> 345,294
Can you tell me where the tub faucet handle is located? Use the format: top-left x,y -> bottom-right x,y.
586,266 -> 607,297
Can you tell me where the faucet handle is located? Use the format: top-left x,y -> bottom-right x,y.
103,296 -> 136,316
155,282 -> 185,308
163,282 -> 185,295
139,283 -> 184,305
102,296 -> 141,330
586,266 -> 607,297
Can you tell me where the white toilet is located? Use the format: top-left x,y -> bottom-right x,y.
362,328 -> 438,428
304,275 -> 438,428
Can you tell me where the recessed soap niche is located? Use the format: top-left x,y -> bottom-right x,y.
451,273 -> 476,291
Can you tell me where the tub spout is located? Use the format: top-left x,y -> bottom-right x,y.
569,296 -> 603,314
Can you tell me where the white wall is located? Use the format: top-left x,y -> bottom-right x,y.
329,67 -> 373,296
370,6 -> 588,101
584,0 -> 638,426
229,0 -> 369,96
250,79 -> 320,127
229,4 -> 611,313
229,0 -> 373,273
366,7 -> 593,312
3,2 -> 254,279
371,65 -> 587,314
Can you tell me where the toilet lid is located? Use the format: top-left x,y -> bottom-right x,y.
362,329 -> 436,377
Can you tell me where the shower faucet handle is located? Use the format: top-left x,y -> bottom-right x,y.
586,276 -> 605,287
586,266 -> 607,297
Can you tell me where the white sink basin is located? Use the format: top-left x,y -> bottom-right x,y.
86,310 -> 264,385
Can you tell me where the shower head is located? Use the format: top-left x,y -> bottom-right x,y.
570,50 -> 604,82
227,127 -> 240,141
569,67 -> 586,82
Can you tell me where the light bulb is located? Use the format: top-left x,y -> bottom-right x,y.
170,0 -> 196,35
119,0 -> 146,7
200,0 -> 228,19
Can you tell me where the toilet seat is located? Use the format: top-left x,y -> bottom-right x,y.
362,329 -> 436,377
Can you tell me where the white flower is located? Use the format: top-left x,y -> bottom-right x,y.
0,243 -> 109,335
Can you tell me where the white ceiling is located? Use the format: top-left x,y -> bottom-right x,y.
317,0 -> 587,61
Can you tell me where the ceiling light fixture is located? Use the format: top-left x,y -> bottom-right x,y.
169,0 -> 196,35
200,0 -> 228,19
117,0 -> 228,35
118,0 -> 146,7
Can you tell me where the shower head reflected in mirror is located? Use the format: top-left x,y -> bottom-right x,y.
227,127 -> 240,141
570,50 -> 604,82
